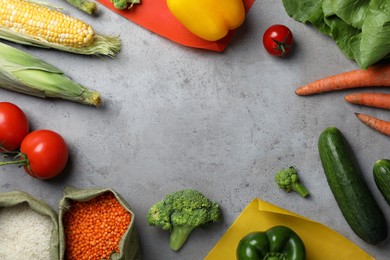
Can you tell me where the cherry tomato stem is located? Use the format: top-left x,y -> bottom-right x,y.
0,153 -> 28,167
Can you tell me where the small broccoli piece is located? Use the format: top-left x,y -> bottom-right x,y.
110,0 -> 140,10
66,0 -> 97,15
110,0 -> 128,9
275,166 -> 310,197
146,189 -> 222,251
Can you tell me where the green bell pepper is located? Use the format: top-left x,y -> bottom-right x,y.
236,225 -> 306,260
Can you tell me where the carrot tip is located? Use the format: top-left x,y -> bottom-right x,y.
295,88 -> 306,96
355,113 -> 367,121
354,112 -> 390,137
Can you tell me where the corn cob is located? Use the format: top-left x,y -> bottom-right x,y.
0,42 -> 101,106
0,0 -> 120,56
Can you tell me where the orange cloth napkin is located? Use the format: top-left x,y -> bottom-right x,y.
96,0 -> 255,51
205,199 -> 374,260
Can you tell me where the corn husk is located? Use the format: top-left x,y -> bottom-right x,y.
58,186 -> 142,260
0,42 -> 101,106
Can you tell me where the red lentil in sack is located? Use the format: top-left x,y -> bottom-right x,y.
59,186 -> 141,260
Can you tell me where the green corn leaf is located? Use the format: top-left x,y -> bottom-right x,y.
0,42 -> 101,106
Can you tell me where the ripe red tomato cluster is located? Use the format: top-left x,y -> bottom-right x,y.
263,24 -> 293,57
0,102 -> 68,179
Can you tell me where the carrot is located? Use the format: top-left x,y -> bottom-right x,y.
295,65 -> 390,96
345,92 -> 390,110
63,192 -> 131,260
355,113 -> 390,137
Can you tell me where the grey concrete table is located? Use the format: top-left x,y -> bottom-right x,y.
0,1 -> 389,259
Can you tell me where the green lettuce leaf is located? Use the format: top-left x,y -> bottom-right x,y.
359,0 -> 390,67
323,15 -> 361,60
322,0 -> 369,29
281,0 -> 390,69
281,0 -> 331,35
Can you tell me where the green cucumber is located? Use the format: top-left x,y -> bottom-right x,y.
318,127 -> 387,244
373,159 -> 390,206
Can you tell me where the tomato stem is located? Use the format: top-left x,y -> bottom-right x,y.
0,152 -> 28,167
272,31 -> 291,56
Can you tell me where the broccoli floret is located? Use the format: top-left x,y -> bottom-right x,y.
109,0 -> 138,9
110,0 -> 128,9
66,0 -> 97,15
275,166 -> 310,198
146,189 -> 222,251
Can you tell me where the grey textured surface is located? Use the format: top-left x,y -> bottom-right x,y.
1,0 -> 390,259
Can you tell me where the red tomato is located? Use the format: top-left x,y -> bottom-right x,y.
0,102 -> 29,151
20,129 -> 68,179
263,24 -> 293,57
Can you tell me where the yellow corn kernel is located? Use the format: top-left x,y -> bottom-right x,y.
0,0 -> 95,48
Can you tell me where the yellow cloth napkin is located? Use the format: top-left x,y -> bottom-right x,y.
205,199 -> 374,260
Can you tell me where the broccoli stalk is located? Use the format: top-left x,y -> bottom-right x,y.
146,189 -> 222,251
275,166 -> 310,197
169,225 -> 194,251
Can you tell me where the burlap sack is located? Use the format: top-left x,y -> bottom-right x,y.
0,191 -> 60,260
58,186 -> 141,260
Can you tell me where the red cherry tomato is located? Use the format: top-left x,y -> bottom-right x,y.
263,24 -> 293,57
0,102 -> 29,151
20,129 -> 68,179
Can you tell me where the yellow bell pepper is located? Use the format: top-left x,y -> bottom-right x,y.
166,0 -> 246,42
